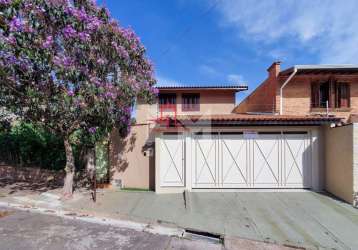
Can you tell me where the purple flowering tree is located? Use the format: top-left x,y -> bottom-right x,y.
0,0 -> 157,197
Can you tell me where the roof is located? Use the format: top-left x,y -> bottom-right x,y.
280,64 -> 358,76
156,83 -> 248,91
173,114 -> 342,126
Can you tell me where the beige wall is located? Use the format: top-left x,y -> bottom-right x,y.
136,90 -> 236,124
173,89 -> 236,115
325,125 -> 354,204
353,123 -> 358,207
109,124 -> 155,190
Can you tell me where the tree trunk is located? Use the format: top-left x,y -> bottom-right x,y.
63,138 -> 75,198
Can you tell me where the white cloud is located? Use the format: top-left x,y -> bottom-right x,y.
155,75 -> 180,87
198,64 -> 219,76
227,74 -> 244,83
215,0 -> 358,64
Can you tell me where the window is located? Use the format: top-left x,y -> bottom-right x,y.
158,93 -> 176,111
182,93 -> 200,111
336,83 -> 350,108
311,81 -> 350,109
159,93 -> 176,105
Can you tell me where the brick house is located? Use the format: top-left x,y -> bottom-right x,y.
107,62 -> 358,207
110,80 -> 341,193
234,62 -> 358,206
235,62 -> 358,122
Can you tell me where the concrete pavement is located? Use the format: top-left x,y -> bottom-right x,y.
1,189 -> 358,249
62,191 -> 358,249
0,206 -> 224,250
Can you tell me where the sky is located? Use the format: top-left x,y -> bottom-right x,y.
102,0 -> 358,102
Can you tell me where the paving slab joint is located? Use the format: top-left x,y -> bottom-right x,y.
183,190 -> 192,211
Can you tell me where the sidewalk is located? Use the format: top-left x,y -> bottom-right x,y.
0,188 -> 296,250
2,186 -> 358,249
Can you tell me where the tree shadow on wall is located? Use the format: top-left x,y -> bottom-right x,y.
109,130 -> 137,180
109,128 -> 155,190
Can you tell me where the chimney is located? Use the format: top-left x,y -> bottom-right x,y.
267,61 -> 281,78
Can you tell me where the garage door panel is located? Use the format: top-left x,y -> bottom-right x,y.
193,134 -> 218,188
283,134 -> 311,188
160,134 -> 184,187
187,131 -> 312,190
253,135 -> 280,187
221,134 -> 249,188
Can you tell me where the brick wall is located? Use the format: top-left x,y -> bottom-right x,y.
280,75 -> 358,120
235,78 -> 277,113
235,62 -> 280,114
0,164 -> 65,185
235,62 -> 358,121
280,77 -> 311,115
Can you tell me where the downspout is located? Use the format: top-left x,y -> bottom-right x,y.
279,67 -> 297,115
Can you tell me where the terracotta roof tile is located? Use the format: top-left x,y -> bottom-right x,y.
172,114 -> 342,125
156,84 -> 247,90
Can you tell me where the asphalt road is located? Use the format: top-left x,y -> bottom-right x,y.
0,207 -> 223,250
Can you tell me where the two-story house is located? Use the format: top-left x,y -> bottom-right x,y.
109,78 -> 340,195
233,62 -> 358,206
109,84 -> 247,190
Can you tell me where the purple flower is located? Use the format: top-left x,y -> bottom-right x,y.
0,0 -> 11,5
90,76 -> 102,87
78,32 -> 90,41
88,127 -> 97,134
7,55 -> 17,65
151,87 -> 159,96
96,58 -> 105,65
42,35 -> 53,49
103,7 -> 110,18
5,35 -> 16,45
76,7 -> 88,21
67,89 -> 74,96
111,42 -> 129,60
62,56 -> 73,67
53,55 -> 73,68
9,17 -> 23,32
87,16 -> 102,31
124,106 -> 131,114
63,25 -> 76,38
23,2 -> 33,10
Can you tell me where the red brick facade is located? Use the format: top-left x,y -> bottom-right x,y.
235,63 -> 279,113
235,62 -> 358,121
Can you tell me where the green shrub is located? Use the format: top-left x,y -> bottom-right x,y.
0,122 -> 66,170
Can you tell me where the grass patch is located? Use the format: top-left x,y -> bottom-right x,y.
120,187 -> 151,192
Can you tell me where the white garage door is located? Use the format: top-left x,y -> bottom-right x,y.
159,133 -> 185,187
192,131 -> 311,189
282,132 -> 311,188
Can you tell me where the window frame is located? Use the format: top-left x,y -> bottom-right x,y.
311,80 -> 350,109
335,82 -> 350,108
182,93 -> 200,112
158,93 -> 177,111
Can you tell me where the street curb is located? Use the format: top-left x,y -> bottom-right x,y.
0,201 -> 185,238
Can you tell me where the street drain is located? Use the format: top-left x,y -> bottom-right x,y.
0,211 -> 13,218
184,229 -> 222,244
